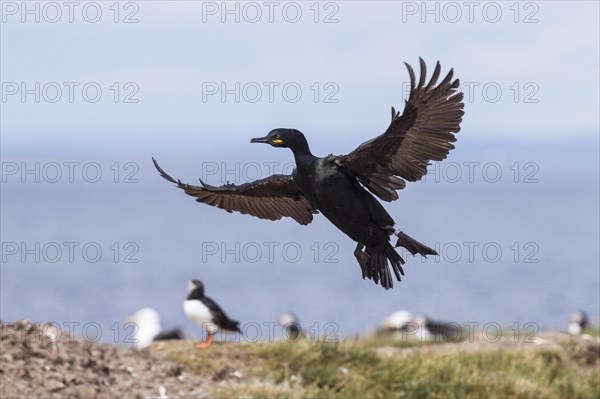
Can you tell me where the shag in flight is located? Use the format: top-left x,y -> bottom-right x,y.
154,58 -> 464,290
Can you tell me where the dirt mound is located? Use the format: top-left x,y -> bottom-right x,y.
0,321 -> 207,399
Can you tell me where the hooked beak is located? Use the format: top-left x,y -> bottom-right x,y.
250,136 -> 270,144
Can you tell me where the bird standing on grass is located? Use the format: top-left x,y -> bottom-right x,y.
568,310 -> 589,335
154,58 -> 464,290
184,279 -> 241,349
127,308 -> 184,349
380,311 -> 460,342
278,312 -> 304,340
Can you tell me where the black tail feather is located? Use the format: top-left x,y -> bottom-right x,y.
222,319 -> 241,333
364,243 -> 405,290
359,232 -> 435,290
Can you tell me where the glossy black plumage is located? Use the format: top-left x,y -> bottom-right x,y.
154,59 -> 464,290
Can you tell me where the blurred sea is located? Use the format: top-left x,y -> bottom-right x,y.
1,136 -> 599,342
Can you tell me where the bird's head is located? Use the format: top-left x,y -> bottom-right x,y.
251,129 -> 311,154
187,279 -> 205,298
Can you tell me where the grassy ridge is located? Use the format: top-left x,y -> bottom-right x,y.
150,332 -> 599,399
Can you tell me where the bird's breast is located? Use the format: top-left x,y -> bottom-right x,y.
184,300 -> 218,332
293,159 -> 394,244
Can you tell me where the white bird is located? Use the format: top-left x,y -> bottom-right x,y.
381,310 -> 413,331
128,308 -> 161,349
127,307 -> 183,349
381,311 -> 460,342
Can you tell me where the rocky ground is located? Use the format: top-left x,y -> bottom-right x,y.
0,321 -> 208,398
1,320 -> 599,399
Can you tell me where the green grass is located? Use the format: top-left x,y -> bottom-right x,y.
150,333 -> 599,399
585,324 -> 600,338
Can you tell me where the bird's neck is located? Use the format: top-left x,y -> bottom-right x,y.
292,151 -> 316,170
187,287 -> 204,300
290,140 -> 314,164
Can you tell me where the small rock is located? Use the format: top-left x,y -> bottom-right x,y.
232,370 -> 243,380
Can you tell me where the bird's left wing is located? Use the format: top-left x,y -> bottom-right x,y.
341,58 -> 464,201
153,158 -> 318,225
202,296 -> 240,332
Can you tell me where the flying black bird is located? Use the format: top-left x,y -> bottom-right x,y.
154,58 -> 464,290
184,279 -> 241,349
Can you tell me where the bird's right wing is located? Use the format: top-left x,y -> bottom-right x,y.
153,158 -> 318,225
341,59 -> 464,201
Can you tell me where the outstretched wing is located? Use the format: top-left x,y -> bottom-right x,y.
342,58 -> 464,201
153,158 -> 318,225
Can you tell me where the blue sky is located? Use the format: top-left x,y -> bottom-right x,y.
1,1 -> 599,156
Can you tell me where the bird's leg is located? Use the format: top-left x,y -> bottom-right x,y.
384,226 -> 401,236
354,243 -> 370,279
387,227 -> 437,256
195,333 -> 214,349
386,226 -> 410,249
385,226 -> 415,255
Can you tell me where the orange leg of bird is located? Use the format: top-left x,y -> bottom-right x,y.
195,333 -> 214,349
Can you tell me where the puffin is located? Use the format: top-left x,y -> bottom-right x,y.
568,310 -> 589,335
278,312 -> 304,340
184,279 -> 241,348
